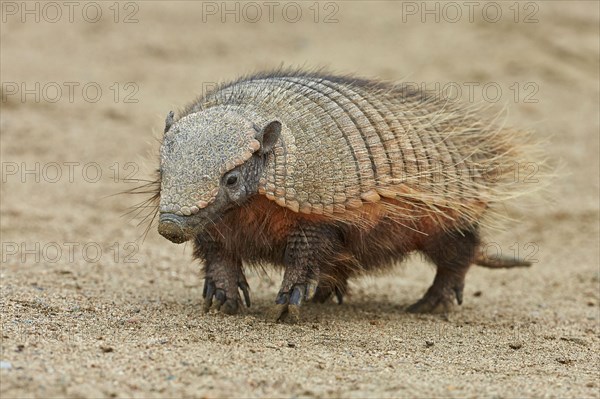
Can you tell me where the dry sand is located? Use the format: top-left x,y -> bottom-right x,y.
1,1 -> 599,398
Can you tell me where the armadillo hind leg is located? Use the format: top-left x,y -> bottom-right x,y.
272,225 -> 342,323
202,258 -> 250,315
407,227 -> 480,314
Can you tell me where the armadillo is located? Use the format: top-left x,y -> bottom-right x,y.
154,70 -> 538,321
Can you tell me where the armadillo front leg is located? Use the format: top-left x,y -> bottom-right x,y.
202,258 -> 250,314
195,236 -> 250,315
273,224 -> 340,322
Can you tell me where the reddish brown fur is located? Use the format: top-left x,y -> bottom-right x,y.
198,194 -> 479,295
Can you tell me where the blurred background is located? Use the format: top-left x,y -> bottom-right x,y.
1,2 -> 598,398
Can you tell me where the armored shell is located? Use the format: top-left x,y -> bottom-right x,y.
171,70 -> 525,224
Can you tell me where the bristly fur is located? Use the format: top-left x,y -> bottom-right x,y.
122,169 -> 161,242
177,68 -> 548,235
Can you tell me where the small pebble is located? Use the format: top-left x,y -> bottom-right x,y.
100,346 -> 114,353
425,340 -> 434,347
509,342 -> 523,350
287,342 -> 296,348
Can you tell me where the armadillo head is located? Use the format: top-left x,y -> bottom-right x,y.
157,107 -> 281,244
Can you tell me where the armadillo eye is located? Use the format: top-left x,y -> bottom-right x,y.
226,175 -> 238,186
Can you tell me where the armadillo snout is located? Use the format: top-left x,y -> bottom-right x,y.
158,213 -> 191,244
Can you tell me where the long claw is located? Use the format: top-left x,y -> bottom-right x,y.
202,279 -> 209,298
454,286 -> 464,305
203,280 -> 216,312
289,285 -> 304,306
334,287 -> 344,305
239,282 -> 251,307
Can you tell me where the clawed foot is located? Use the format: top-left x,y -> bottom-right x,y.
406,281 -> 464,314
203,270 -> 251,315
272,283 -> 315,323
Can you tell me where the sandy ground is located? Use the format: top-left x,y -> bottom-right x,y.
1,1 -> 599,398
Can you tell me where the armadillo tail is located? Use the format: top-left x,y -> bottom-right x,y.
474,254 -> 532,269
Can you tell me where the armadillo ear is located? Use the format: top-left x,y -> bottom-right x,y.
255,120 -> 281,155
